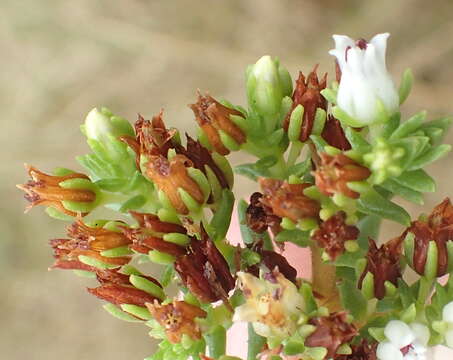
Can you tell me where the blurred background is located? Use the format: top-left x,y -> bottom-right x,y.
2,0 -> 453,359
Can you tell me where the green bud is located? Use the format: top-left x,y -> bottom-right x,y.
84,107 -> 134,142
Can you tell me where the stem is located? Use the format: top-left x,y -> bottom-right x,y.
247,323 -> 266,360
310,244 -> 342,311
416,277 -> 434,315
206,325 -> 226,359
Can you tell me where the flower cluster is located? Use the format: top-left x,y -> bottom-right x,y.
17,32 -> 453,360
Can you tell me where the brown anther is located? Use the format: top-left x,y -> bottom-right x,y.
190,93 -> 246,155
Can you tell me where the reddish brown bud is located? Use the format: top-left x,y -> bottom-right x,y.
358,237 -> 403,300
17,165 -> 96,217
129,211 -> 187,235
146,300 -> 206,344
312,212 -> 359,260
283,67 -> 327,142
245,192 -> 281,234
259,178 -> 320,223
321,115 -> 351,151
337,340 -> 378,360
123,227 -> 186,257
190,93 -> 246,155
247,247 -> 298,284
305,312 -> 358,359
175,235 -> 235,304
120,111 -> 179,169
146,154 -> 205,214
314,153 -> 370,199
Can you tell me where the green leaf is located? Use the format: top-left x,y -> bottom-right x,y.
339,280 -> 367,321
390,111 -> 426,140
380,113 -> 401,139
129,274 -> 165,300
407,144 -> 451,171
335,251 -> 365,269
238,199 -> 256,245
393,169 -> 436,193
379,180 -> 424,205
344,127 -> 371,151
287,158 -> 312,177
399,68 -> 414,105
234,163 -> 270,181
274,229 -> 310,247
103,304 -> 142,323
299,282 -> 318,313
356,188 -> 411,226
209,189 -> 235,241
256,155 -> 278,168
309,135 -> 328,152
160,265 -> 175,288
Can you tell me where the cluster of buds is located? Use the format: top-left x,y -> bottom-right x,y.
402,198 -> 453,278
17,165 -> 98,218
50,219 -> 131,271
190,93 -> 246,155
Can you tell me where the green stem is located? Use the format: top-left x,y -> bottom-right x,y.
416,277 -> 434,315
206,325 -> 226,359
268,154 -> 287,179
247,323 -> 266,360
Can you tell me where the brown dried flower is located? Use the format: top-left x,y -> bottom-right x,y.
313,153 -> 370,199
312,212 -> 359,260
190,93 -> 246,155
283,67 -> 327,142
337,340 -> 378,360
403,198 -> 453,277
129,211 -> 187,236
146,300 -> 207,344
50,220 -> 131,270
358,237 -> 403,300
305,312 -> 358,359
175,235 -> 235,304
321,115 -> 352,151
259,178 -> 320,223
88,269 -> 161,307
246,192 -> 281,234
17,165 -> 96,217
120,111 -> 179,168
146,154 -> 205,214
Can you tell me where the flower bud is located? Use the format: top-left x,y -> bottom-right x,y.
247,56 -> 292,129
17,165 -> 98,217
329,34 -> 399,125
84,107 -> 134,142
190,93 -> 246,155
358,238 -> 403,300
313,153 -> 371,199
259,178 -> 320,223
146,300 -> 207,344
311,211 -> 359,261
305,312 -> 357,359
283,67 -> 327,142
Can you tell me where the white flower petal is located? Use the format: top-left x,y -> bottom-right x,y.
385,320 -> 415,349
377,342 -> 404,360
410,323 -> 430,347
445,329 -> 453,348
443,301 -> 453,323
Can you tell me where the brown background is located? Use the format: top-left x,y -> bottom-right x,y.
2,1 -> 453,359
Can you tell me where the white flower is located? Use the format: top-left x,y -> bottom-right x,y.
442,301 -> 453,348
232,270 -> 304,340
377,320 -> 430,360
329,33 -> 399,125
